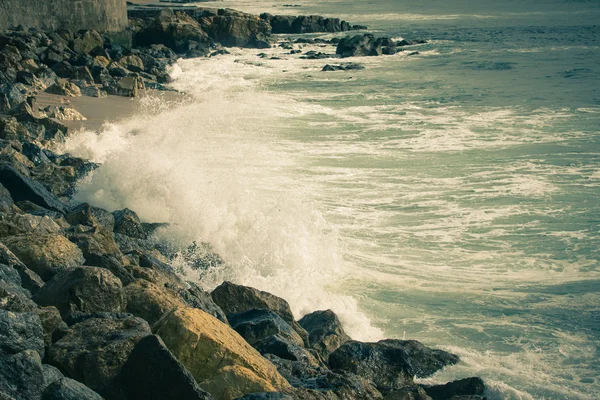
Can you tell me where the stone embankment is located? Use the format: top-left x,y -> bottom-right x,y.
0,4 -> 482,400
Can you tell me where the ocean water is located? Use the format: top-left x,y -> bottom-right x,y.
61,0 -> 600,398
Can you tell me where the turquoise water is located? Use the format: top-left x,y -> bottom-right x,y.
66,0 -> 600,398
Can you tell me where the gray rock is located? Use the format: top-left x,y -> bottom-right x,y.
211,281 -> 308,345
168,281 -> 227,323
384,386 -> 432,400
112,208 -> 146,239
32,266 -> 124,316
110,334 -> 214,399
66,203 -> 115,233
329,341 -> 414,391
378,340 -> 460,378
229,308 -> 304,348
0,165 -> 67,213
299,310 -> 350,360
45,81 -> 81,97
70,31 -> 104,55
35,307 -> 68,348
47,315 -> 151,391
42,364 -> 64,391
42,377 -> 103,400
422,377 -> 486,400
0,310 -> 45,358
0,350 -> 44,400
256,334 -> 322,367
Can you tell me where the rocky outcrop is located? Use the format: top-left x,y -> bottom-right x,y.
153,307 -> 292,400
260,14 -> 366,34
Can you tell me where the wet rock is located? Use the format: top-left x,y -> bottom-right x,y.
42,364 -> 64,390
66,203 -> 114,233
198,12 -> 271,48
104,76 -> 140,97
42,377 -> 104,400
265,14 -> 358,34
153,307 -> 291,400
112,208 -> 146,239
0,350 -> 44,400
45,81 -> 81,97
384,386 -> 432,400
229,308 -> 304,348
299,310 -> 350,359
69,66 -> 94,84
236,393 -> 293,400
256,334 -> 322,368
312,370 -> 383,399
0,116 -> 30,142
110,334 -> 214,400
35,307 -> 68,348
3,234 -> 84,281
211,281 -> 308,345
0,279 -> 38,312
422,377 -> 485,400
135,10 -> 211,54
118,55 -> 145,73
43,106 -> 86,121
168,281 -> 228,323
0,165 -> 67,213
124,280 -> 186,325
322,63 -> 364,71
336,34 -> 383,57
47,315 -> 151,391
329,341 -> 414,391
0,185 -> 13,213
50,61 -> 74,79
33,266 -> 125,317
378,340 -> 460,378
0,309 -> 45,357
263,353 -> 321,388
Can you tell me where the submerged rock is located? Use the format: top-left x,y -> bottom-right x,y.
153,307 -> 291,400
422,377 -> 486,400
321,63 -> 364,72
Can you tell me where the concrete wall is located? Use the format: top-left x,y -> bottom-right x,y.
0,0 -> 128,32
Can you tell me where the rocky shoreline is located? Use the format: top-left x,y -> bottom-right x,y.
0,4 -> 488,400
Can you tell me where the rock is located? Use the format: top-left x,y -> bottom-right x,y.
0,165 -> 67,213
422,377 -> 485,400
45,81 -> 81,97
266,14 -> 357,34
118,55 -> 145,73
229,309 -> 304,348
104,76 -> 140,97
42,377 -> 104,400
33,267 -> 125,316
111,334 -> 214,400
378,340 -> 460,378
50,61 -> 74,79
313,370 -> 383,399
135,10 -> 211,54
198,13 -> 271,48
66,203 -> 114,233
107,61 -> 129,77
0,350 -> 44,400
329,341 -> 414,392
0,116 -> 30,142
321,63 -> 364,72
124,280 -> 186,325
47,315 -> 151,391
0,184 -> 13,213
43,106 -> 86,121
263,353 -> 321,388
0,310 -> 45,358
384,386 -> 432,400
336,34 -> 382,57
35,307 -> 68,348
0,279 -> 38,313
0,84 -> 26,111
42,364 -> 64,390
298,310 -> 350,359
211,281 -> 308,345
255,335 -> 322,368
168,281 -> 228,323
153,307 -> 291,400
70,31 -> 104,55
3,234 -> 84,281
35,67 -> 60,89
236,394 -> 293,400
69,66 -> 95,84
112,208 -> 146,239
0,213 -> 62,239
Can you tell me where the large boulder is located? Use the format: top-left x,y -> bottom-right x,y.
0,310 -> 45,358
124,280 -> 187,325
42,377 -> 104,400
198,13 -> 271,48
298,310 -> 350,359
66,203 -> 114,233
153,307 -> 291,400
329,341 -> 414,392
3,234 -> 84,281
229,309 -> 304,348
384,386 -> 432,400
0,165 -> 67,213
35,306 -> 68,348
32,267 -> 125,316
70,31 -> 104,55
135,10 -> 212,54
110,334 -> 214,400
378,340 -> 460,378
422,377 -> 485,400
112,208 -> 147,239
46,315 -> 151,391
0,350 -> 45,400
256,335 -> 322,368
211,281 -> 308,345
336,34 -> 395,58
168,281 -> 228,323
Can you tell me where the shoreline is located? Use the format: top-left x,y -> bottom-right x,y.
0,3 -> 489,400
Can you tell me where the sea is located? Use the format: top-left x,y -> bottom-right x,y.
59,0 -> 600,398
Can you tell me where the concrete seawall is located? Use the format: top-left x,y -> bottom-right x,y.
0,0 -> 128,32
